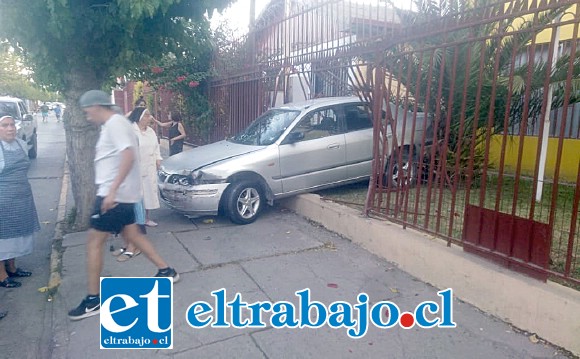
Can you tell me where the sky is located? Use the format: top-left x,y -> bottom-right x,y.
210,0 -> 414,34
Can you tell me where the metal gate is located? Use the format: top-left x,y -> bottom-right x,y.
209,0 -> 580,287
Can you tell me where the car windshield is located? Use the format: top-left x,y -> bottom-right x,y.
230,109 -> 300,146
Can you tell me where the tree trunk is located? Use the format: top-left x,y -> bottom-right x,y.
63,68 -> 101,230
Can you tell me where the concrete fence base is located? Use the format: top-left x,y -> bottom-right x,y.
281,193 -> 580,356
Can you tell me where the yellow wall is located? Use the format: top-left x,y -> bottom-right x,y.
488,135 -> 580,182
535,4 -> 579,43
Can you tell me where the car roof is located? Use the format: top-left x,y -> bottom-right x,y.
0,96 -> 24,103
275,96 -> 364,111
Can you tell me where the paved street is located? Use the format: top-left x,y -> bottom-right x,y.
0,115 -> 574,358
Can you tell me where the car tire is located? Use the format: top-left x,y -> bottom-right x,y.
384,148 -> 417,188
225,180 -> 264,225
28,133 -> 37,159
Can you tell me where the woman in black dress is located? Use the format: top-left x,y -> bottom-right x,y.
156,111 -> 186,156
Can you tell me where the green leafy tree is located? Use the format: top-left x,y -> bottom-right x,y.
0,41 -> 50,101
0,0 -> 231,229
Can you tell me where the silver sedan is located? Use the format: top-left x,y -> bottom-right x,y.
158,96 -> 430,224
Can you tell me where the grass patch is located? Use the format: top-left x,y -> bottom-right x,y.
63,207 -> 77,234
317,174 -> 579,283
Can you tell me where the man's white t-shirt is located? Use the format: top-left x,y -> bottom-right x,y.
94,114 -> 142,203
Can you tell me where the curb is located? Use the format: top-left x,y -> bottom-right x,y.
45,158 -> 69,299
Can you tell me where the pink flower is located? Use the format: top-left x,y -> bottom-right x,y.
151,66 -> 164,74
176,75 -> 187,82
188,81 -> 199,88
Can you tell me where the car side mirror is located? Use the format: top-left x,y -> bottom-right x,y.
283,131 -> 304,144
23,114 -> 34,122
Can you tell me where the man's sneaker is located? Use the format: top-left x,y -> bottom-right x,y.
68,296 -> 100,321
155,267 -> 180,283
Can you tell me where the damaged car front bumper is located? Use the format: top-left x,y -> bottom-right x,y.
158,171 -> 230,216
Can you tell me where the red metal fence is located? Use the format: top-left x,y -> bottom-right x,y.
208,0 -> 579,287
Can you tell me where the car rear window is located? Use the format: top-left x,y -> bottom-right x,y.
0,101 -> 19,118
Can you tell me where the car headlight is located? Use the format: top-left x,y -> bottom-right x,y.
159,169 -> 195,186
168,174 -> 193,186
159,169 -> 225,186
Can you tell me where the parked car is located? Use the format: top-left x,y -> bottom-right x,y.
0,96 -> 38,159
158,96 -> 432,224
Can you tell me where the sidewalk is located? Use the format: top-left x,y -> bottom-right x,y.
50,206 -> 571,358
46,139 -> 578,358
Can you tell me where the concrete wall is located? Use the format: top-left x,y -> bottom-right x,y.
281,193 -> 580,356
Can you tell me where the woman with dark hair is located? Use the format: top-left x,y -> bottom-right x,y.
134,96 -> 146,108
0,113 -> 39,287
125,96 -> 147,117
156,112 -> 186,156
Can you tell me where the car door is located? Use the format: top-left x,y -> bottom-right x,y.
278,106 -> 346,194
341,103 -> 374,179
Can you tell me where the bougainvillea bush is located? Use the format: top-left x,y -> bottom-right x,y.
137,54 -> 213,140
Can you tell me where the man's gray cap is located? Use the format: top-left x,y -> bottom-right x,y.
79,90 -> 115,108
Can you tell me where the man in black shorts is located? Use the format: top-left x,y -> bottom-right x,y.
68,90 -> 179,321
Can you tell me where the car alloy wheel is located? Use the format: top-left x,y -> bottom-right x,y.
225,180 -> 263,224
385,149 -> 417,188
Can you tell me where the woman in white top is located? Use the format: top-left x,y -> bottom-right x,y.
128,107 -> 162,227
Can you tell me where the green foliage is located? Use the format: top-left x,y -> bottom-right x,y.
0,0 -> 233,93
211,23 -> 255,76
0,0 -> 233,229
0,42 -> 56,100
172,90 -> 214,140
128,19 -> 230,140
0,0 -> 233,134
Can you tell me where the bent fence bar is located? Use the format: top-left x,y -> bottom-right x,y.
207,0 -> 580,288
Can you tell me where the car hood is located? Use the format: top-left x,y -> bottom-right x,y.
161,140 -> 263,174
